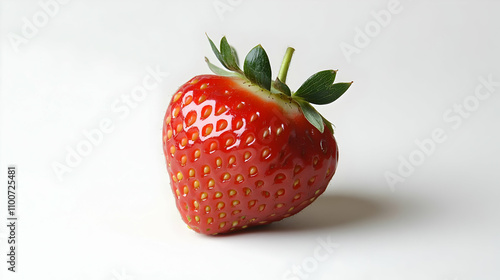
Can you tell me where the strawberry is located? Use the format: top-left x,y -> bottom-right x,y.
163,36 -> 352,234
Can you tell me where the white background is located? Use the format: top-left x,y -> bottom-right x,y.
1,0 -> 500,279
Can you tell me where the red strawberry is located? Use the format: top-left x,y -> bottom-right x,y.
163,36 -> 352,234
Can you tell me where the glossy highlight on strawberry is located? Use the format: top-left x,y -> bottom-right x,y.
163,36 -> 352,234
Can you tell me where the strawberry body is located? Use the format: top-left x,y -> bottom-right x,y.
163,75 -> 339,234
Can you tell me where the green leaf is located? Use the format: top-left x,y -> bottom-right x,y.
220,37 -> 240,72
301,82 -> 352,105
244,45 -> 272,90
297,99 -> 325,133
272,78 -> 291,96
205,57 -> 236,77
207,35 -> 225,68
294,69 -> 352,104
321,115 -> 334,134
295,70 -> 336,99
230,46 -> 239,66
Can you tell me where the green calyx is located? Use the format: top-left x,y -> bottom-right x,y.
205,35 -> 352,134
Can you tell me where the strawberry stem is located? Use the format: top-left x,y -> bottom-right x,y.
277,47 -> 295,83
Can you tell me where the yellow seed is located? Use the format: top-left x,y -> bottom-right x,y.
313,157 -> 319,166
249,166 -> 258,176
205,206 -> 211,213
258,204 -> 266,212
167,129 -> 173,139
216,157 -> 222,167
250,113 -> 258,122
215,105 -> 227,115
222,173 -> 231,181
310,197 -> 316,202
225,137 -> 234,147
183,186 -> 189,195
219,212 -> 226,219
203,165 -> 210,174
288,207 -> 295,212
200,192 -> 208,200
276,203 -> 284,209
188,169 -> 195,177
193,180 -> 200,189
175,189 -> 180,198
184,94 -> 193,105
232,210 -> 241,215
207,179 -> 215,189
219,222 -> 226,228
276,126 -> 283,136
203,124 -> 213,136
190,78 -> 199,84
235,174 -> 244,183
244,188 -> 251,196
179,138 -> 187,147
276,189 -> 285,196
217,202 -> 225,210
172,174 -> 178,183
246,135 -> 254,144
172,106 -> 180,118
235,120 -> 243,129
200,83 -> 208,90
193,201 -> 199,209
170,145 -> 176,155
181,155 -> 187,166
176,172 -> 183,181
215,192 -> 223,198
217,120 -> 228,131
185,112 -> 197,127
207,217 -> 213,224
248,200 -> 256,207
195,215 -> 200,222
249,218 -> 256,223
242,225 -> 248,229
165,116 -> 172,125
309,176 -> 316,185
255,180 -> 264,188
202,106 -> 212,119
315,189 -> 321,195
194,149 -> 201,159
209,141 -> 217,152
176,123 -> 183,133
262,129 -> 269,138
229,189 -> 237,197
236,102 -> 245,109
228,156 -> 236,165
173,92 -> 182,102
232,200 -> 240,206
191,131 -> 199,141
262,148 -> 270,158
293,179 -> 300,188
294,165 -> 302,174
198,94 -> 207,103
244,152 -> 251,161
232,221 -> 238,227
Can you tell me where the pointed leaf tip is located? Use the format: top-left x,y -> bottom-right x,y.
244,45 -> 272,90
297,100 -> 325,133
